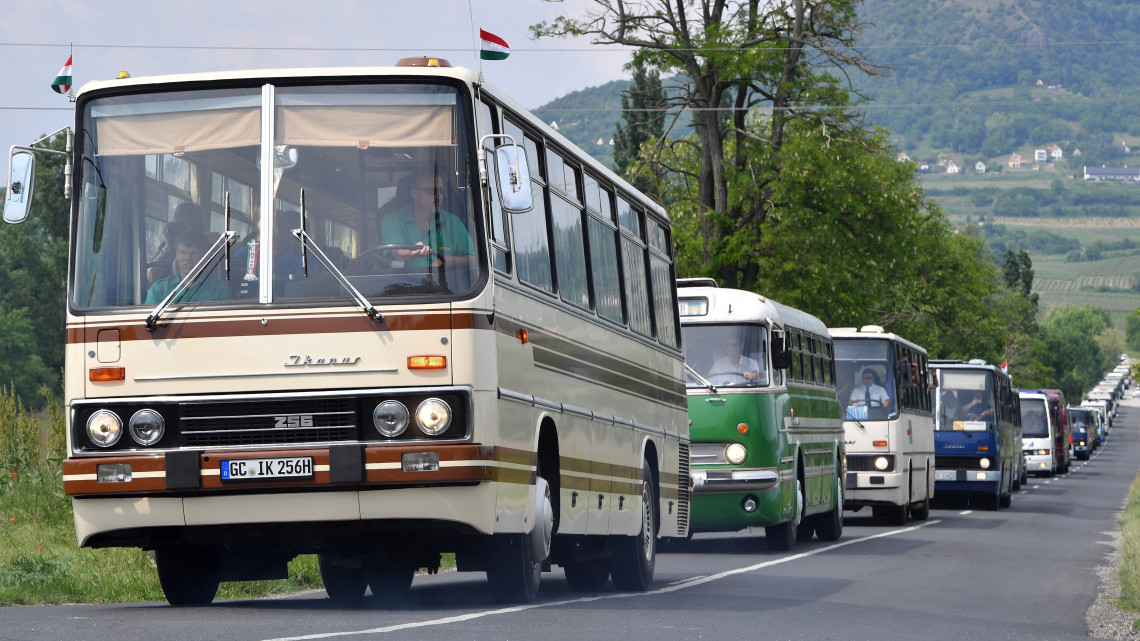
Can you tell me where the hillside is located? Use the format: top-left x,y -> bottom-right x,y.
530,78 -> 628,169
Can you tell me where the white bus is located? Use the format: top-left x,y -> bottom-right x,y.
6,57 -> 689,605
830,326 -> 935,524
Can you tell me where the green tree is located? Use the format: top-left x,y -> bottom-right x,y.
1040,306 -> 1113,399
613,60 -> 665,196
0,132 -> 69,406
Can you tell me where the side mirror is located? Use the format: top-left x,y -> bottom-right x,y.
770,331 -> 791,370
494,144 -> 533,213
5,149 -> 36,224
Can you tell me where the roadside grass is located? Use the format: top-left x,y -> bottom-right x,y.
1119,465 -> 1140,623
0,386 -> 323,605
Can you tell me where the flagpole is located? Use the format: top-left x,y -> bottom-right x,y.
467,0 -> 482,83
68,42 -> 75,103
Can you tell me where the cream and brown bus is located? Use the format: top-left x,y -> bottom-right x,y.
5,58 -> 689,605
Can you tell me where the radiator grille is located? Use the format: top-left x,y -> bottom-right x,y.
180,397 -> 358,447
934,455 -> 984,471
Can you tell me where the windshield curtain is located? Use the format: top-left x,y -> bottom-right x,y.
682,324 -> 769,388
833,338 -> 899,421
1019,397 -> 1049,437
73,82 -> 481,310
935,369 -> 996,431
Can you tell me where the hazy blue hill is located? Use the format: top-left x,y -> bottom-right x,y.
531,78 -> 628,168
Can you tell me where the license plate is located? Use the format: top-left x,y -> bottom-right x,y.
934,470 -> 957,481
220,457 -> 313,481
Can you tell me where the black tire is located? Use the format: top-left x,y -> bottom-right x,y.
367,560 -> 414,601
563,557 -> 610,592
318,553 -> 368,600
815,476 -> 844,542
981,492 -> 1001,511
766,481 -> 802,552
873,504 -> 907,526
910,471 -> 931,521
999,492 -> 1012,508
610,465 -> 657,591
154,547 -> 222,606
487,532 -> 542,603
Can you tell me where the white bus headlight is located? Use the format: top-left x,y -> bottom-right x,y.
373,401 -> 410,438
415,398 -> 452,436
979,457 -> 992,469
86,410 -> 123,448
874,456 -> 890,471
725,443 -> 747,464
128,409 -> 165,446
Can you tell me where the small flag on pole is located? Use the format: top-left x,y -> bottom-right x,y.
479,29 -> 510,61
1000,361 -> 1008,374
51,56 -> 73,94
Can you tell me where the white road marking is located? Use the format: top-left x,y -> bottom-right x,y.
959,510 -> 972,515
261,521 -> 943,641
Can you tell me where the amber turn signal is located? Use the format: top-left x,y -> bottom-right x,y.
408,356 -> 447,369
89,367 -> 125,381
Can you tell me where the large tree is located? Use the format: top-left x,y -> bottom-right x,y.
613,60 -> 666,196
534,0 -> 885,287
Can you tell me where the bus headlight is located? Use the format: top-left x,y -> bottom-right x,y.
415,398 -> 452,436
128,409 -> 165,446
874,456 -> 890,471
373,401 -> 410,437
979,457 -> 992,469
725,443 -> 747,464
86,410 -> 123,448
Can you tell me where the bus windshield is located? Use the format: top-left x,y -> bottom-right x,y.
682,324 -> 768,388
1019,397 -> 1049,437
74,82 -> 481,310
936,370 -> 996,430
833,338 -> 898,421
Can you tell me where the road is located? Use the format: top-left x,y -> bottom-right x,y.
3,400 -> 1136,641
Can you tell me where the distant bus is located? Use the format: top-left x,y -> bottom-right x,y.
6,58 -> 690,605
1018,389 -> 1057,476
830,326 -> 935,524
678,281 -> 843,550
1041,389 -> 1072,474
931,360 -> 1021,510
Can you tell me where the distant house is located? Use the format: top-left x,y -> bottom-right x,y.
596,137 -> 605,145
897,151 -> 910,162
1084,166 -> 1140,182
1034,149 -> 1047,164
946,161 -> 960,175
1073,148 -> 1082,156
1008,153 -> 1023,169
975,161 -> 987,174
1036,79 -> 1045,86
1051,147 -> 1063,161
549,121 -> 559,130
608,138 -> 614,146
1124,141 -> 1132,153
919,163 -> 930,171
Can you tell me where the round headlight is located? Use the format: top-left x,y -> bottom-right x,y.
873,456 -> 890,471
86,410 -> 123,448
979,457 -> 992,469
373,401 -> 410,438
415,398 -> 452,436
725,443 -> 747,464
129,409 -> 165,446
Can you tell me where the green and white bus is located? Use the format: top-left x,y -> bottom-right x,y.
678,281 -> 843,550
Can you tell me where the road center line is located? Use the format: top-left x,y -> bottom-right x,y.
261,520 -> 942,641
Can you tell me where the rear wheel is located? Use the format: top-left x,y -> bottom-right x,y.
910,471 -> 931,521
155,546 -> 222,606
610,465 -> 657,591
318,553 -> 368,600
873,503 -> 907,526
367,560 -> 414,601
766,480 -> 803,551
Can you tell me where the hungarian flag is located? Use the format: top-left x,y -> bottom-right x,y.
479,29 -> 510,61
51,56 -> 73,94
1000,361 -> 1009,374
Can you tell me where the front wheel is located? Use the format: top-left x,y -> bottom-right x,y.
610,465 -> 657,591
154,546 -> 222,606
766,480 -> 803,551
318,553 -> 368,600
815,475 -> 844,542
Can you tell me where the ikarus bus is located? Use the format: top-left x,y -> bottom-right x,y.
678,280 -> 843,550
5,57 -> 690,605
931,360 -> 1021,510
830,326 -> 935,524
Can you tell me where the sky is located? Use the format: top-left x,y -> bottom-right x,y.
0,0 -> 632,174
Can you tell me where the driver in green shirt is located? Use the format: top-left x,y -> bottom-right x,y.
379,170 -> 474,268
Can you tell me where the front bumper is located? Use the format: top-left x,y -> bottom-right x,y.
691,467 -> 780,494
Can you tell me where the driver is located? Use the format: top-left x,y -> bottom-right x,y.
707,337 -> 760,386
379,169 -> 474,267
849,368 -> 891,410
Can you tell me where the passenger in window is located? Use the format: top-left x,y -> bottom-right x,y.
147,202 -> 205,285
145,229 -> 229,304
707,337 -> 760,386
380,170 -> 474,267
957,390 -> 994,419
849,368 -> 891,410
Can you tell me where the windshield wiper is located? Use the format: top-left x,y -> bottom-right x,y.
145,230 -> 236,330
289,227 -> 383,324
685,363 -> 718,394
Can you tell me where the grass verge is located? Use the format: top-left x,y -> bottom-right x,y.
1118,466 -> 1140,624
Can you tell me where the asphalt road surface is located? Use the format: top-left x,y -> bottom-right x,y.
3,400 -> 1137,641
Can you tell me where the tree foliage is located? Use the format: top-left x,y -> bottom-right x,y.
614,60 -> 666,197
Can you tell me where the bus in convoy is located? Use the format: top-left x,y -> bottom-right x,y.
830,326 -> 935,525
1067,406 -> 1095,460
5,58 -> 691,605
1041,389 -> 1072,475
678,281 -> 844,550
930,360 -> 1021,510
1018,389 -> 1058,476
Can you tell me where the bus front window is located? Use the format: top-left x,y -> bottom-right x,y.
833,338 -> 898,421
936,370 -> 996,430
681,324 -> 768,388
1019,398 -> 1049,438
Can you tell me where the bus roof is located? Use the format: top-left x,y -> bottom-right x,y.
827,326 -> 928,355
677,286 -> 829,336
